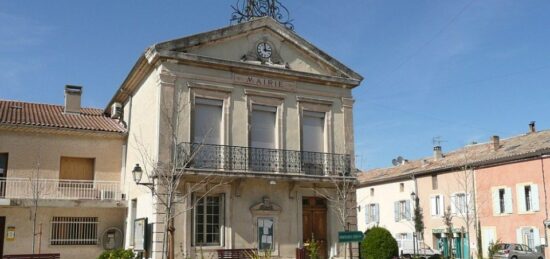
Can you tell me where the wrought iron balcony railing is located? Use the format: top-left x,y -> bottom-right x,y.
176,142 -> 351,176
0,177 -> 123,201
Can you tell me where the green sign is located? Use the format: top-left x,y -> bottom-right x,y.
338,231 -> 364,243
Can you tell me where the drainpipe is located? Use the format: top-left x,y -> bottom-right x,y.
541,154 -> 549,254
472,166 -> 479,259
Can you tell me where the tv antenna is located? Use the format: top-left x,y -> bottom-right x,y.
432,136 -> 446,147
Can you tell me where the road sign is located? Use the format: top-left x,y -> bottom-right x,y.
338,231 -> 364,243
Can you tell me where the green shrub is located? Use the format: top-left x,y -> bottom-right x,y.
361,227 -> 398,259
98,249 -> 135,259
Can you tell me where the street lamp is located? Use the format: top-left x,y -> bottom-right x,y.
410,191 -> 416,201
132,163 -> 153,188
132,164 -> 143,183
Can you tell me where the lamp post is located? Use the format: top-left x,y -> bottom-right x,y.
132,163 -> 154,189
410,191 -> 417,257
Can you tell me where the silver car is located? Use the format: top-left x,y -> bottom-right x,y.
493,243 -> 544,259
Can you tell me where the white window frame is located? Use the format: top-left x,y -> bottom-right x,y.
395,200 -> 411,221
430,194 -> 444,217
365,203 -> 379,224
516,226 -> 540,250
451,192 -> 471,216
492,186 -> 512,215
516,183 -> 540,213
50,217 -> 98,245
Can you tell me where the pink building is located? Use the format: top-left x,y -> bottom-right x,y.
475,132 -> 550,258
358,124 -> 550,259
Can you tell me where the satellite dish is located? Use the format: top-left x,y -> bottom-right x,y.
101,227 -> 124,250
396,156 -> 404,164
391,159 -> 399,166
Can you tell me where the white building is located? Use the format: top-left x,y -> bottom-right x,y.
357,165 -> 419,255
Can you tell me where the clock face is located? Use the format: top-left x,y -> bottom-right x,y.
257,42 -> 272,59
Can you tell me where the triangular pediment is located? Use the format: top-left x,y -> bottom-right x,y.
152,17 -> 362,81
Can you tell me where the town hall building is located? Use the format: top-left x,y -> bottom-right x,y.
0,14 -> 363,259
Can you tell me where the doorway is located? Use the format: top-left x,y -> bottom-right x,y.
302,197 -> 328,259
0,153 -> 7,197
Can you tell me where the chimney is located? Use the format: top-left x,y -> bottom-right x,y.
64,85 -> 82,114
491,135 -> 500,151
529,121 -> 536,134
433,146 -> 443,161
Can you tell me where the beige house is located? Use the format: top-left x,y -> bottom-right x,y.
359,147 -> 479,259
0,87 -> 127,258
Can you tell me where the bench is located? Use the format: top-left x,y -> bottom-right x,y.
217,249 -> 257,259
3,254 -> 60,259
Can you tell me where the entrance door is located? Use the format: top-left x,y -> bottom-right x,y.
0,216 -> 5,258
302,197 -> 328,259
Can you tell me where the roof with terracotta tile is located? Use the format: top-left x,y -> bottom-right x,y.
358,129 -> 550,185
0,100 -> 126,133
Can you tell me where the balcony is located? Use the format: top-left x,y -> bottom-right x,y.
176,142 -> 351,176
0,177 -> 123,201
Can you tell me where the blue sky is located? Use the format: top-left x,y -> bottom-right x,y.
1,1 -> 549,170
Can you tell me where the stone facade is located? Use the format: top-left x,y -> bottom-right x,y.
116,17 -> 362,259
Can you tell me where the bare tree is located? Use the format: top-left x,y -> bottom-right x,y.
449,161 -> 480,259
132,85 -> 230,259
442,206 -> 454,259
312,167 -> 357,259
28,149 -> 44,254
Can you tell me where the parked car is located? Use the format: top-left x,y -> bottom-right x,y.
493,243 -> 544,259
402,247 -> 441,259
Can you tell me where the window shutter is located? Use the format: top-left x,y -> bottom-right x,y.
302,111 -> 325,152
504,187 -> 513,214
439,195 -> 445,217
516,228 -> 523,244
365,205 -> 370,224
531,184 -> 540,211
450,195 -> 457,214
60,157 -> 94,181
517,184 -> 526,213
394,201 -> 400,222
405,200 -> 412,220
251,105 -> 277,149
194,99 -> 223,145
467,193 -> 473,214
375,203 -> 380,223
492,189 -> 500,215
533,228 -> 541,247
430,196 -> 437,216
